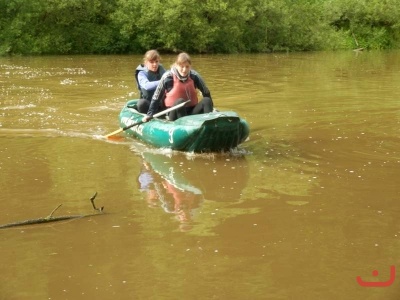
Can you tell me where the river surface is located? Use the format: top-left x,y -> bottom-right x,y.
1,51 -> 399,299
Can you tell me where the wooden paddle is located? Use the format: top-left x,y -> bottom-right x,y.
104,100 -> 190,139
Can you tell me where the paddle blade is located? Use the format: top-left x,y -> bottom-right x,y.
106,135 -> 126,141
104,128 -> 123,139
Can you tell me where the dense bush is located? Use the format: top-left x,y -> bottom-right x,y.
1,0 -> 399,55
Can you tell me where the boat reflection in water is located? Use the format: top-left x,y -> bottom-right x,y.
136,151 -> 250,232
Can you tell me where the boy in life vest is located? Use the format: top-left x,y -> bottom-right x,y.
142,52 -> 213,122
135,50 -> 166,113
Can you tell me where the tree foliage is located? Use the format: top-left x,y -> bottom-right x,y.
1,0 -> 400,55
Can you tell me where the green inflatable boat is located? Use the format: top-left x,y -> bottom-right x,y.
118,99 -> 250,153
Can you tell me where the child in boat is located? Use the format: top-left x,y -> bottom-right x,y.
135,50 -> 166,113
142,52 -> 213,122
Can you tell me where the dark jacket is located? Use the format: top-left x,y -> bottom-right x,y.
135,64 -> 166,101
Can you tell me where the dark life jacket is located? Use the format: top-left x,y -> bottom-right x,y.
134,64 -> 166,100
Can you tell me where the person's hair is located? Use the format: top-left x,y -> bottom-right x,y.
175,52 -> 192,66
143,50 -> 161,63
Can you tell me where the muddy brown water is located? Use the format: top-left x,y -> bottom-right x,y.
1,51 -> 399,299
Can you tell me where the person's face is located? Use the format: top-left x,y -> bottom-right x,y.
146,59 -> 159,72
176,62 -> 191,77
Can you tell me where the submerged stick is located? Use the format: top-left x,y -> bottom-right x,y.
0,192 -> 103,229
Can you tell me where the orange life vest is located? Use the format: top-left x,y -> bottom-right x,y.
164,74 -> 198,107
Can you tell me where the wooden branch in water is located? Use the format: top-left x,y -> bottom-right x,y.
90,192 -> 103,212
47,204 -> 63,219
352,32 -> 364,52
0,192 -> 103,230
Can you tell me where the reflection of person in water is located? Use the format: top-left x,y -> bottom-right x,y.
137,160 -> 203,229
138,161 -> 159,208
161,180 -> 202,224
